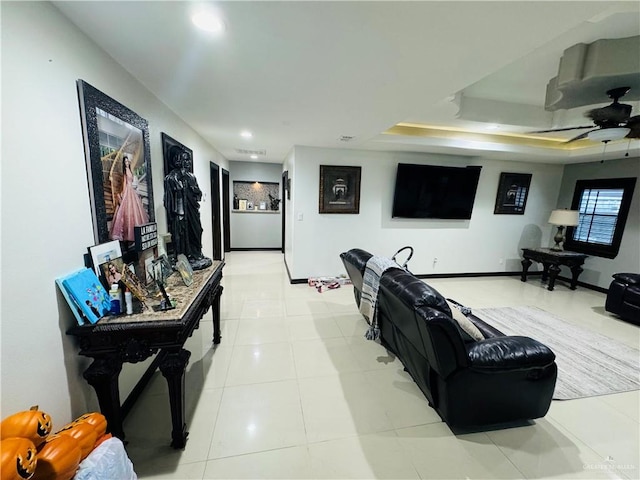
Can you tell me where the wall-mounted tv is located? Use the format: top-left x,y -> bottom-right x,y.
392,163 -> 482,219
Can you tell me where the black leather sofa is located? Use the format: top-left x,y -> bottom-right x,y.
605,273 -> 640,324
340,248 -> 558,430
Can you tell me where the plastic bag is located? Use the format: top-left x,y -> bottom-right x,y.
74,437 -> 137,480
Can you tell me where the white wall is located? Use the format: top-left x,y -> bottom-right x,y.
229,161 -> 283,249
1,2 -> 227,424
286,146 -> 564,279
556,157 -> 640,289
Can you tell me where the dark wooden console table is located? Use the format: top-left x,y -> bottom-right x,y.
521,248 -> 587,291
67,261 -> 224,449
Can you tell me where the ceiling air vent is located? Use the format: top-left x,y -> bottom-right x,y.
339,135 -> 355,142
235,148 -> 266,156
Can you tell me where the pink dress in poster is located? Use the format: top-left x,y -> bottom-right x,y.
110,158 -> 149,242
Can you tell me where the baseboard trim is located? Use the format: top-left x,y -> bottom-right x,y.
230,247 -> 281,251
414,271 -> 528,279
556,275 -> 608,294
285,267 -> 607,292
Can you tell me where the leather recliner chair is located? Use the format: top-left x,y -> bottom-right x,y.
340,248 -> 558,430
605,273 -> 640,324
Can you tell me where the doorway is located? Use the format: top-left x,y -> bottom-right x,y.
222,168 -> 231,253
210,162 -> 222,260
281,170 -> 288,254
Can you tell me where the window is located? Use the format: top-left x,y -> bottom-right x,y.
564,177 -> 636,259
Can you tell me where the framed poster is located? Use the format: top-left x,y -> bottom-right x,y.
494,172 -> 532,215
319,165 -> 361,214
161,132 -> 193,177
77,80 -> 154,244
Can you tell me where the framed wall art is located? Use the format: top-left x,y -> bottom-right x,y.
494,172 -> 532,215
161,132 -> 193,177
77,80 -> 155,245
319,165 -> 361,214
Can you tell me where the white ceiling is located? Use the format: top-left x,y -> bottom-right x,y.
53,1 -> 640,165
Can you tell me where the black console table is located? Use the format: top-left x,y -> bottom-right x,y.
521,248 -> 587,291
67,261 -> 224,449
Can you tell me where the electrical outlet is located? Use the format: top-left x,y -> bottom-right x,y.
433,257 -> 438,268
499,258 -> 504,265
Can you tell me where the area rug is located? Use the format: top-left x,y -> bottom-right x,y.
473,306 -> 640,400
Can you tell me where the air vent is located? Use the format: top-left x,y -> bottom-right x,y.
339,136 -> 355,142
235,148 -> 266,156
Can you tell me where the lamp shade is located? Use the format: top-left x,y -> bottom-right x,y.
548,209 -> 580,226
587,127 -> 630,142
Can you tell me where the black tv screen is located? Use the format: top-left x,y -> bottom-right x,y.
392,163 -> 482,219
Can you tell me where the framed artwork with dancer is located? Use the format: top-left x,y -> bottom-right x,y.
77,80 -> 155,244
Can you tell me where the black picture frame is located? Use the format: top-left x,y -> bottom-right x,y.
77,80 -> 155,244
494,172 -> 532,215
319,165 -> 361,214
161,132 -> 193,177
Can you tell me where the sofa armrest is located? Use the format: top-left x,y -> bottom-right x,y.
466,336 -> 555,371
613,273 -> 640,285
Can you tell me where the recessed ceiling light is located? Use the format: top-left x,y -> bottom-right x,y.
192,11 -> 225,34
240,131 -> 253,139
250,155 -> 258,159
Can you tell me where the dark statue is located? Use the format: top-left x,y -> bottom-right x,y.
163,148 -> 212,270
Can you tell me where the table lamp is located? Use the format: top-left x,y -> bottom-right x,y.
548,209 -> 580,251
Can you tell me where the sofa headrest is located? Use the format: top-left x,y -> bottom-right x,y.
380,269 -> 451,316
340,249 -> 373,274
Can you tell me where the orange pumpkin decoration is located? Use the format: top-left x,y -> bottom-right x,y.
0,407 -> 52,448
71,412 -> 107,437
0,437 -> 37,480
31,435 -> 81,480
55,422 -> 97,460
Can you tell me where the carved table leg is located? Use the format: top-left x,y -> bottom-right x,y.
212,285 -> 223,344
83,357 -> 124,441
541,263 -> 550,283
521,258 -> 532,282
570,265 -> 584,290
159,348 -> 191,449
547,264 -> 561,291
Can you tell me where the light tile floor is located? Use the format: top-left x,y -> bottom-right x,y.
126,251 -> 639,479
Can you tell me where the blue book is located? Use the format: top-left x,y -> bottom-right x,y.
60,268 -> 111,324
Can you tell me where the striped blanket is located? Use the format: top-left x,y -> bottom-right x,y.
359,256 -> 399,326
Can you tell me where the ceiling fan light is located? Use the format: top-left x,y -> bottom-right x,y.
587,127 -> 630,142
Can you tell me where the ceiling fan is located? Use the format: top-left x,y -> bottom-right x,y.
531,87 -> 640,143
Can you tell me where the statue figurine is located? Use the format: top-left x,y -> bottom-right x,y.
163,148 -> 212,271
268,193 -> 281,211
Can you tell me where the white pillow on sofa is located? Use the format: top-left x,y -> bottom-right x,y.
446,300 -> 484,341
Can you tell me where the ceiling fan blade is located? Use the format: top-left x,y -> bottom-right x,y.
565,129 -> 597,143
528,126 -> 594,134
626,116 -> 640,138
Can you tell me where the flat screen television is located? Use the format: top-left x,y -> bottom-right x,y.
392,163 -> 482,219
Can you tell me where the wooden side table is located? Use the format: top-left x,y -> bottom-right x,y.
67,261 -> 224,448
521,248 -> 587,291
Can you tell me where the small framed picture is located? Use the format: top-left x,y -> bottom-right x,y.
101,257 -> 126,287
175,254 -> 194,286
88,240 -> 122,277
494,172 -> 532,215
247,201 -> 254,210
238,199 -> 247,211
